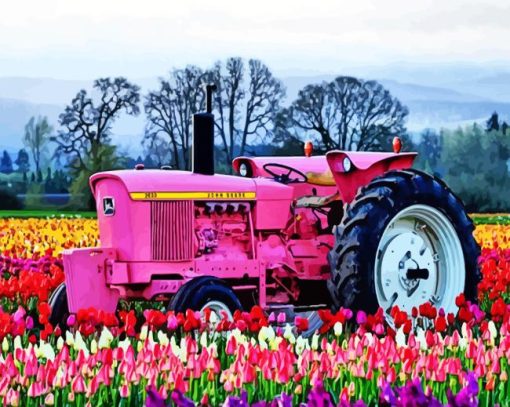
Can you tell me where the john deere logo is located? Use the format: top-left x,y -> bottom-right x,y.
103,197 -> 115,216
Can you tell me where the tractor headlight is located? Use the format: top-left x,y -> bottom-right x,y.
239,163 -> 248,177
342,157 -> 352,172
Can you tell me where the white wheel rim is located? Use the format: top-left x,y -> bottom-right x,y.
374,204 -> 464,317
271,308 -> 324,337
200,301 -> 233,321
49,283 -> 65,308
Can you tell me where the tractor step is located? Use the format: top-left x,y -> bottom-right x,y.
267,303 -> 328,315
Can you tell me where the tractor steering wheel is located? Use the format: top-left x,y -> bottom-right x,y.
262,163 -> 308,184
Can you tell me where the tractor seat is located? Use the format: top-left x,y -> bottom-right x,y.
305,170 -> 336,186
295,191 -> 340,208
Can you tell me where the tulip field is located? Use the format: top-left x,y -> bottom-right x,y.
0,218 -> 510,406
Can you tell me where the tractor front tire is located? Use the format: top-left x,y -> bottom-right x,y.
327,169 -> 480,317
49,283 -> 69,329
168,276 -> 242,319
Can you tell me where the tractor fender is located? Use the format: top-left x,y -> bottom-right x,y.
325,151 -> 417,204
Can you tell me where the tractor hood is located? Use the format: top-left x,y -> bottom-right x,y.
89,169 -> 293,201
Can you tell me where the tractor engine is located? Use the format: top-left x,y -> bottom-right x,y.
194,202 -> 252,260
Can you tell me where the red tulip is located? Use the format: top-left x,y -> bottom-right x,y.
295,316 -> 309,333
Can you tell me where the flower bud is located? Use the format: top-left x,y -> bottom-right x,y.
2,337 -> 9,353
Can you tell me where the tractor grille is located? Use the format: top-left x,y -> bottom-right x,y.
151,201 -> 194,261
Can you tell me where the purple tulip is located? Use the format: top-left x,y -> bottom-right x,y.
379,382 -> 397,406
379,377 -> 442,407
171,390 -> 195,407
301,380 -> 335,407
342,308 -> 353,320
145,385 -> 167,407
356,311 -> 367,325
272,393 -> 293,407
167,315 -> 178,331
447,372 -> 479,407
25,316 -> 34,330
223,391 -> 250,407
467,303 -> 483,322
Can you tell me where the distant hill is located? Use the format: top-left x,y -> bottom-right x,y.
450,73 -> 510,103
0,77 -> 90,105
0,98 -> 62,149
405,100 -> 510,130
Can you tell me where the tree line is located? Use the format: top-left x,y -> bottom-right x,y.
414,112 -> 510,212
1,57 -> 508,212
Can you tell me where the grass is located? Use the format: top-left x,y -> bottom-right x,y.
1,210 -> 509,224
470,213 -> 510,225
0,210 -> 97,219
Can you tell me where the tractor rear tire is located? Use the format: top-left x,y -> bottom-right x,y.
168,277 -> 242,319
327,169 -> 480,317
49,283 -> 69,329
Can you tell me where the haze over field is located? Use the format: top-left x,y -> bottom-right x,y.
1,0 -> 509,155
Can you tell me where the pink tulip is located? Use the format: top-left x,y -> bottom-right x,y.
0,377 -> 8,396
167,315 -> 178,331
226,336 -> 236,355
13,307 -> 25,324
88,376 -> 99,397
223,377 -> 234,392
158,385 -> 168,400
71,375 -> 86,394
27,381 -> 43,398
451,330 -> 460,347
66,314 -> 76,327
45,393 -> 55,405
374,323 -> 385,335
6,389 -> 19,406
277,312 -> 286,324
25,357 -> 38,377
120,384 -> 130,398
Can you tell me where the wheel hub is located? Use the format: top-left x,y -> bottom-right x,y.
375,205 -> 464,317
384,232 -> 434,291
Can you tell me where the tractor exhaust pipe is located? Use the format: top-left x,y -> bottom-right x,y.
192,84 -> 216,175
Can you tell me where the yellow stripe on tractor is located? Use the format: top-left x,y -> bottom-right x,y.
130,191 -> 257,200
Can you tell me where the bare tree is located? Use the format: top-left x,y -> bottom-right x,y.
142,132 -> 172,168
275,76 -> 408,152
211,58 -> 285,166
144,59 -> 284,171
24,116 -> 53,174
144,66 -> 206,170
53,77 -> 140,173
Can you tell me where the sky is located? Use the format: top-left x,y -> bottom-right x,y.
1,0 -> 509,79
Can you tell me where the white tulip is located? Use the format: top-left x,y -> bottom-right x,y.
395,328 -> 406,347
311,333 -> 319,350
333,322 -> 343,337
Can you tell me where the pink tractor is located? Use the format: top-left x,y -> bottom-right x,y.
50,86 -> 480,334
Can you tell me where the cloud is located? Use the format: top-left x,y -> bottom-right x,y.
0,0 -> 509,78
